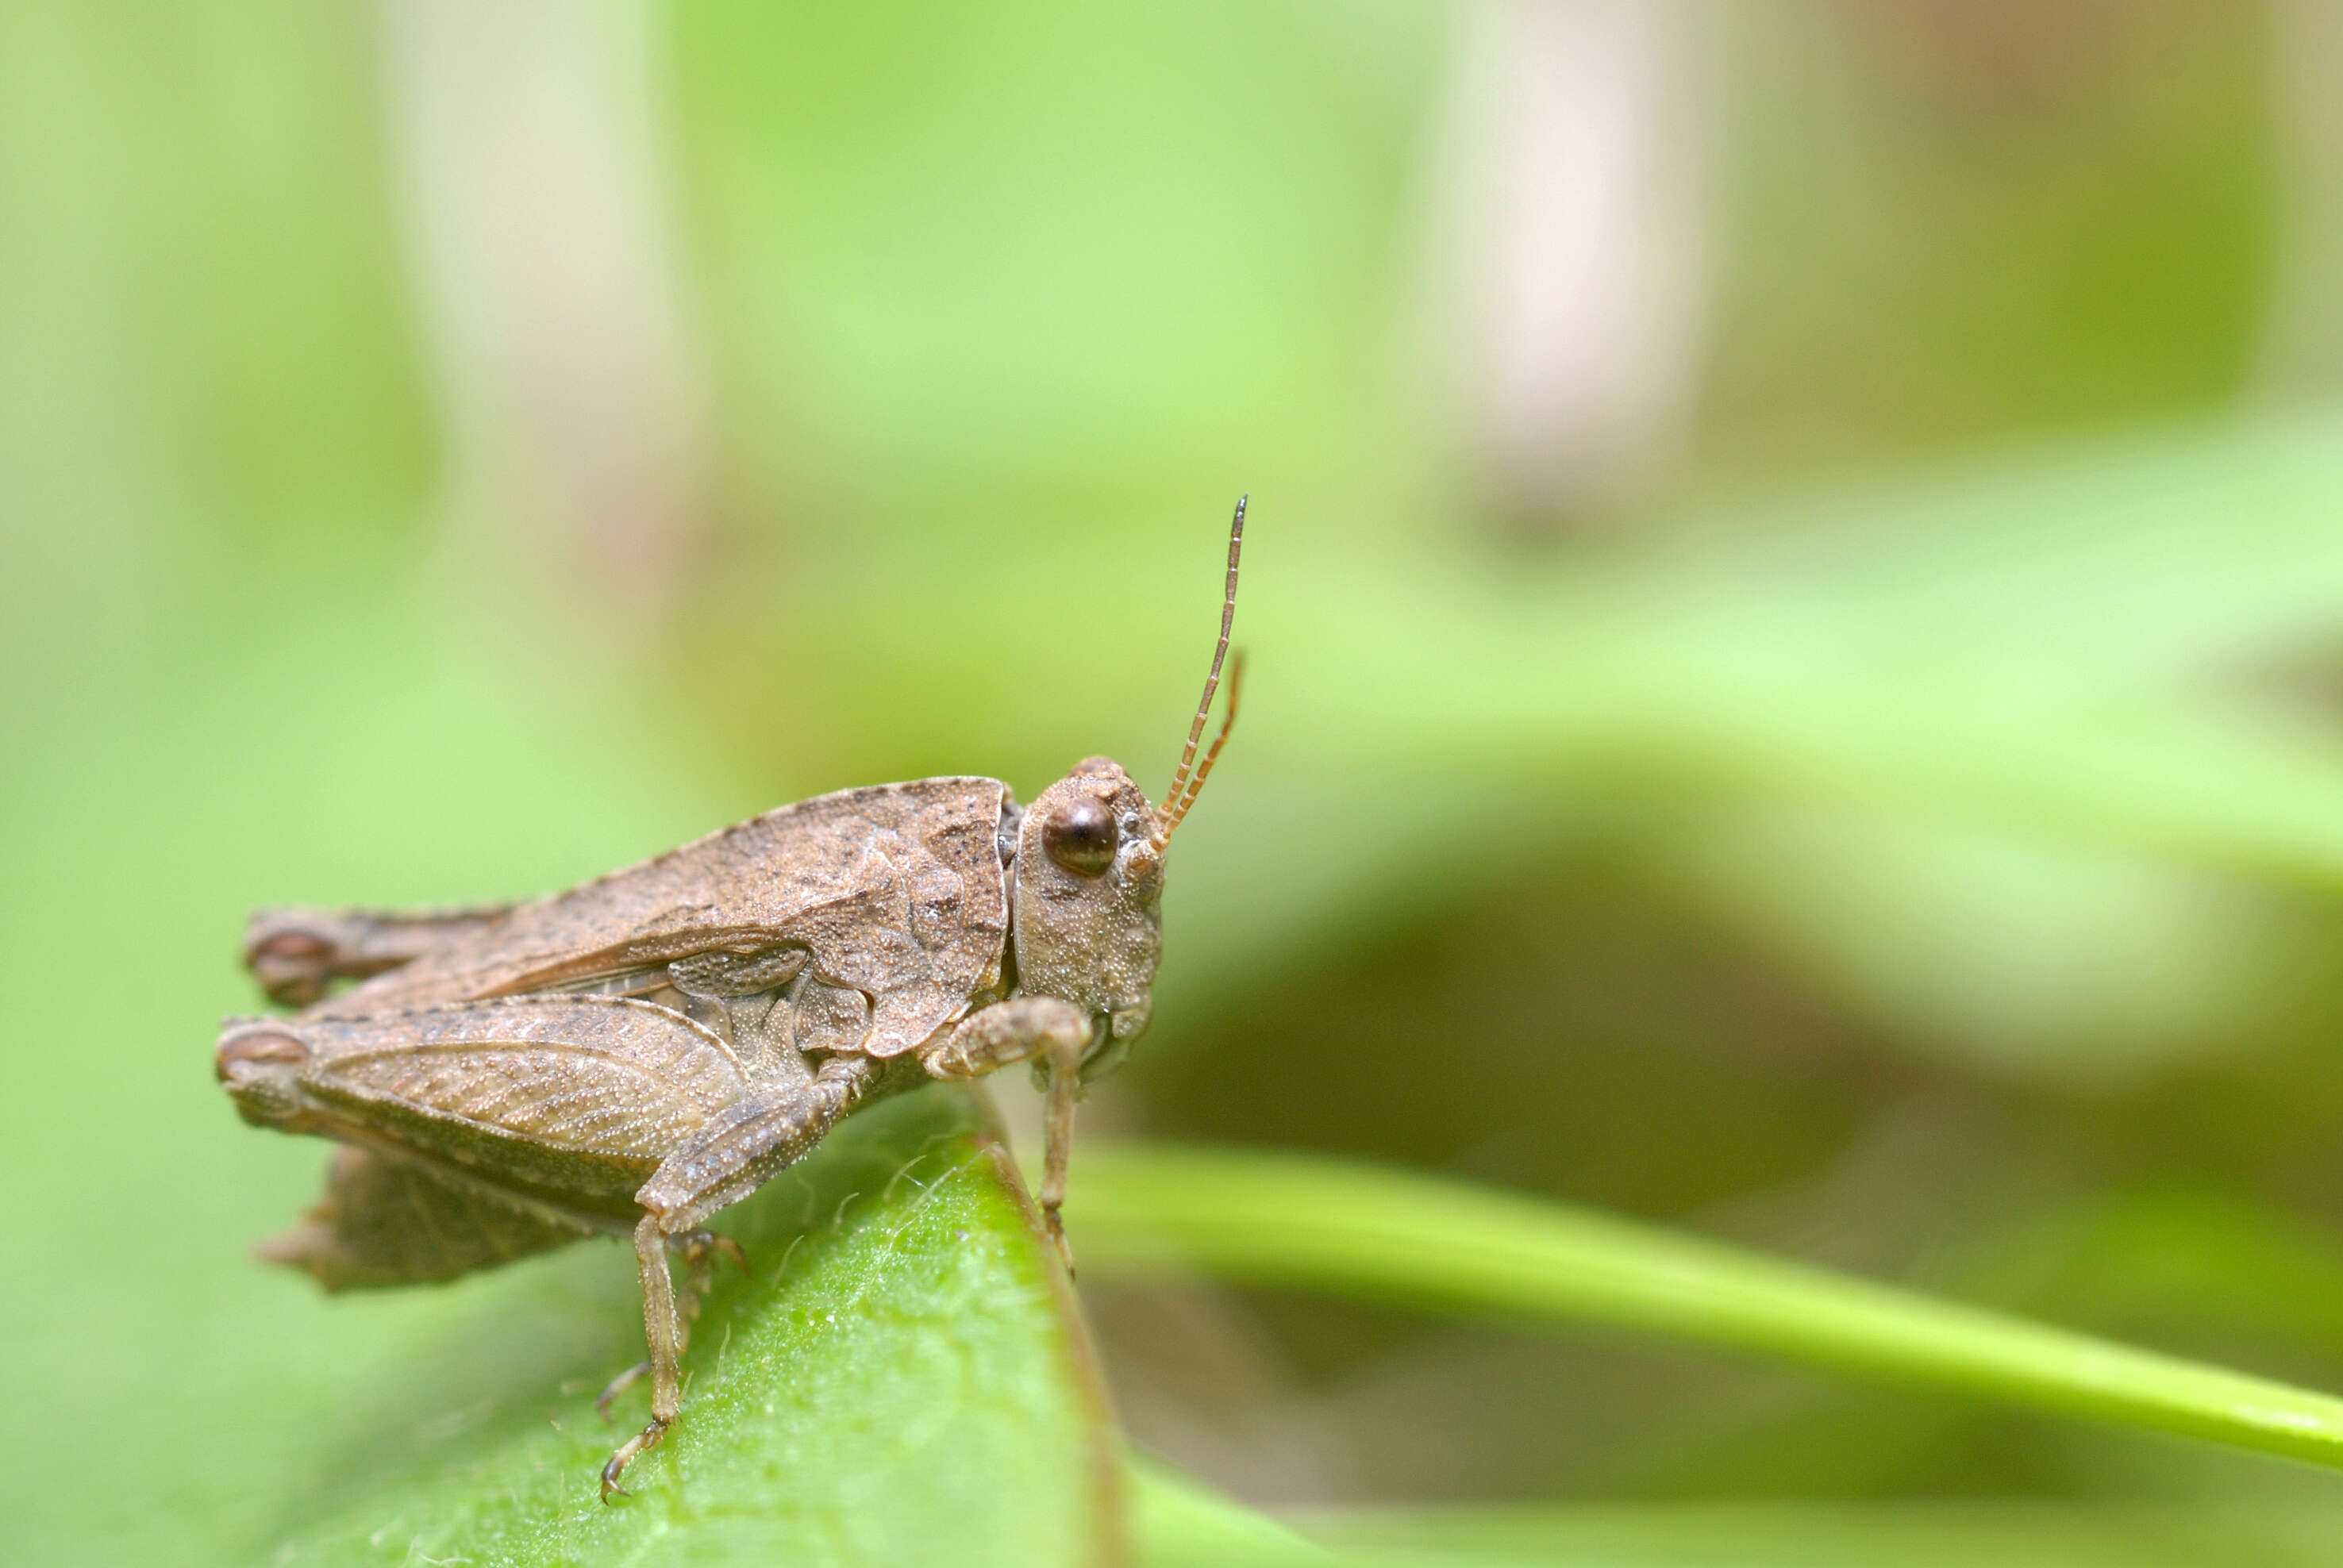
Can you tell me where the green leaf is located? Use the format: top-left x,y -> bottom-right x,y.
1075,1146 -> 2343,1473
252,1088 -> 1122,1567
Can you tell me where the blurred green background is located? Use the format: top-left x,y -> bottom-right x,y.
16,1 -> 2343,1562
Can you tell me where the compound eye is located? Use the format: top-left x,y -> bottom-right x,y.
1043,796 -> 1118,877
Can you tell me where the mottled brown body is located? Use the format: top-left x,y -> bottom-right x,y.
312,778 -> 1012,1050
215,498 -> 1249,1499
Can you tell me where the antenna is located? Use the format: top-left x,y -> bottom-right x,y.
1155,494 -> 1246,844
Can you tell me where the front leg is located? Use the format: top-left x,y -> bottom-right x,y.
242,903 -> 517,1005
605,1053 -> 880,1500
920,997 -> 1092,1270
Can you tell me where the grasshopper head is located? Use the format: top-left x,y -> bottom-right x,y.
1011,758 -> 1167,1076
1009,496 -> 1247,1084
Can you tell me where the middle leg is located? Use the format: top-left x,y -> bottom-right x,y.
602,1213 -> 684,1499
602,1055 -> 879,1500
595,1228 -> 747,1421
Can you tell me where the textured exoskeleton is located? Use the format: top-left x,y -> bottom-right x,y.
214,499 -> 1248,1497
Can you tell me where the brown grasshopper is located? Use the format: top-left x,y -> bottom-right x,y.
215,499 -> 1247,1497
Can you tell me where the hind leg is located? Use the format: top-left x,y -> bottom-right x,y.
242,904 -> 517,1005
672,1228 -> 748,1341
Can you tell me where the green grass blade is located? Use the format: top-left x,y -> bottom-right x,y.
1127,1474 -> 2343,1568
1075,1146 -> 2343,1472
1298,1501 -> 2343,1567
1129,1453 -> 1331,1565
